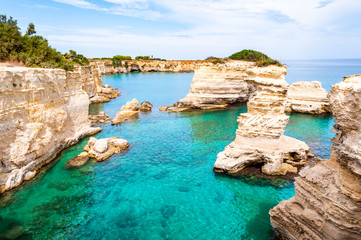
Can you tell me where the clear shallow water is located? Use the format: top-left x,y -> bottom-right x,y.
0,68 -> 336,239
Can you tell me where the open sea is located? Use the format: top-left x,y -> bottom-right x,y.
0,59 -> 360,239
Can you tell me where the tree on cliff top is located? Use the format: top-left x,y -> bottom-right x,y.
0,15 -> 73,70
229,49 -> 282,67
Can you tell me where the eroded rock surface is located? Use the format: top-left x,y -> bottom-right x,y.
214,71 -> 312,176
139,101 -> 153,112
83,137 -> 129,161
270,75 -> 361,240
0,67 -> 101,193
89,84 -> 120,104
285,81 -> 330,114
88,111 -> 111,124
111,99 -> 140,125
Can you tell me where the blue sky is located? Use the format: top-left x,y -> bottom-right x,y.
2,0 -> 361,60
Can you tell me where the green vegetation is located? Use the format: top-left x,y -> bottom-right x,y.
0,15 -> 73,70
64,50 -> 89,66
112,55 -> 132,67
205,56 -> 225,64
135,56 -> 150,60
229,49 -> 282,67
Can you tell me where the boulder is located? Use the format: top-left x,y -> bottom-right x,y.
139,101 -> 153,112
83,137 -> 129,161
159,105 -> 170,111
111,99 -> 139,125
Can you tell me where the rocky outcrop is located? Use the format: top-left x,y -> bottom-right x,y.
214,69 -> 312,176
285,81 -> 330,114
111,99 -> 139,125
159,105 -> 170,111
89,84 -> 120,104
0,67 -> 101,193
83,137 -> 129,161
173,62 -> 330,114
270,75 -> 361,240
90,59 -> 199,74
88,111 -> 111,124
139,101 -> 153,112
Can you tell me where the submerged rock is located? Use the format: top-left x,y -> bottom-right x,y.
82,137 -> 129,161
139,101 -> 153,112
270,75 -> 361,240
285,81 -> 330,114
214,73 -> 312,176
111,99 -> 139,125
66,152 -> 90,168
88,111 -> 111,124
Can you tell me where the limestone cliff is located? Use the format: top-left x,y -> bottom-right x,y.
173,62 -> 330,114
214,67 -> 312,176
270,75 -> 361,240
90,59 -> 199,74
285,81 -> 330,114
0,67 -> 101,193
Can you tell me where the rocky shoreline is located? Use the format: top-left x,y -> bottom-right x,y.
270,75 -> 361,240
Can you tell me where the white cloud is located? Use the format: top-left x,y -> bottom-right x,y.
45,0 -> 361,59
52,0 -> 105,10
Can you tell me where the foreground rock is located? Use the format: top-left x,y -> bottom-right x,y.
0,67 -> 101,193
285,81 -> 330,114
88,111 -> 111,124
84,137 -> 129,161
111,99 -> 140,125
270,75 -> 361,240
214,70 -> 312,176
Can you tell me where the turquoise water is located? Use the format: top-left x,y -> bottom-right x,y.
0,68 -> 336,239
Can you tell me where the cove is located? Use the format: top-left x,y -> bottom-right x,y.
0,72 -> 334,240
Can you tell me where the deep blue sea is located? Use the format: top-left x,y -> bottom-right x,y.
0,59 -> 359,239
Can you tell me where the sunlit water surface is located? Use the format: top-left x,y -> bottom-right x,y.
1,61 -> 346,239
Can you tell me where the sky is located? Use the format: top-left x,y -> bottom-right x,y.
2,0 -> 361,60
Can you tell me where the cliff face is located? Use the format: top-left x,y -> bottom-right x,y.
0,67 -> 100,193
214,64 -> 311,175
285,81 -> 330,114
173,62 -> 330,114
90,59 -> 199,74
270,75 -> 361,240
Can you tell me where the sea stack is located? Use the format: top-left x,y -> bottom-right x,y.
214,66 -> 312,175
270,75 -> 361,239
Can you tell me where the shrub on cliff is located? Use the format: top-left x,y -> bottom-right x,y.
0,15 -> 73,70
135,56 -> 150,60
112,55 -> 132,67
64,50 -> 89,66
229,49 -> 282,67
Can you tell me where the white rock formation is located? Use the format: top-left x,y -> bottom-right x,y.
285,81 -> 330,114
111,99 -> 140,125
214,71 -> 312,175
83,137 -> 129,161
270,75 -> 361,240
0,67 -> 101,193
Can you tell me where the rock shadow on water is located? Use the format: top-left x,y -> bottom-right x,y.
214,168 -> 294,189
244,201 -> 280,240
